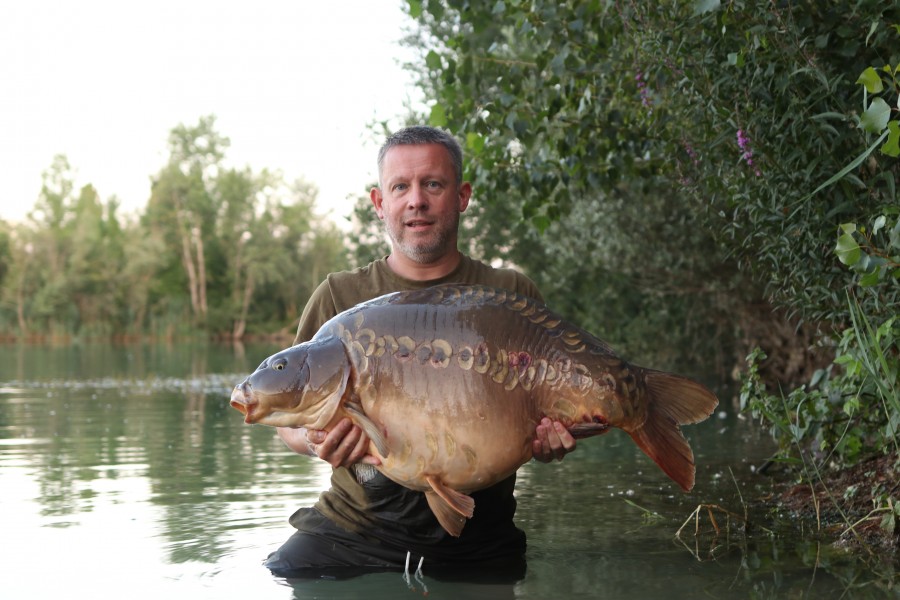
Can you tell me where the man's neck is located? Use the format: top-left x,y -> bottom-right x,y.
386,250 -> 463,282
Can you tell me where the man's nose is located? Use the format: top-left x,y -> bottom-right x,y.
406,184 -> 429,209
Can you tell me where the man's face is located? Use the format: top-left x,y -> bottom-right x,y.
370,143 -> 471,265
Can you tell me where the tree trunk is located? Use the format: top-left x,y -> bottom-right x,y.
180,227 -> 199,317
193,226 -> 207,318
233,271 -> 254,340
16,273 -> 28,336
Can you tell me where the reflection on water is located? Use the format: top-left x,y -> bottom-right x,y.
1,343 -> 897,599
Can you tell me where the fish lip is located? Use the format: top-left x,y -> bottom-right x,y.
229,382 -> 256,423
229,397 -> 258,422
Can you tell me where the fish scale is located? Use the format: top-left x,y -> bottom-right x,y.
230,284 -> 718,537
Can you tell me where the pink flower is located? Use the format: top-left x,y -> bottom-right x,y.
736,129 -> 761,176
635,71 -> 653,109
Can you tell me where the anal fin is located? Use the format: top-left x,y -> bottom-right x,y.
424,475 -> 475,537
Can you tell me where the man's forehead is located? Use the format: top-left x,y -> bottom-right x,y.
381,144 -> 453,179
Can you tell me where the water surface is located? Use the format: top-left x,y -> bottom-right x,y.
1,343 -> 895,599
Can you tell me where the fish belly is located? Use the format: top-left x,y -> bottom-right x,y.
362,365 -> 538,493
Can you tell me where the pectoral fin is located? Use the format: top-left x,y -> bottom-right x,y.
344,401 -> 389,458
424,475 -> 475,537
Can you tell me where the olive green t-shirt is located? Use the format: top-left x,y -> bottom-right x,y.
290,254 -> 542,562
293,254 -> 543,344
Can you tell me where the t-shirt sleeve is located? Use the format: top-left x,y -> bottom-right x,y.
293,279 -> 339,345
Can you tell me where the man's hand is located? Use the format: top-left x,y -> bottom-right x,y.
306,418 -> 381,469
532,417 -> 576,462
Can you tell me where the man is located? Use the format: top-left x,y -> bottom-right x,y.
265,126 -> 575,575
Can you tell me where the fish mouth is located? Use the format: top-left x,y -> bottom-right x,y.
230,382 -> 257,423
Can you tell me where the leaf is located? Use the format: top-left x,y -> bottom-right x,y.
890,218 -> 900,250
881,121 -> 900,157
860,97 -> 891,133
429,104 -> 448,128
692,0 -> 721,15
466,132 -> 486,155
426,50 -> 442,71
407,0 -> 423,18
859,268 -> 882,287
836,230 -> 861,266
550,45 -> 570,76
881,510 -> 896,535
865,20 -> 879,46
856,66 -> 884,94
807,129 -> 889,198
532,215 -> 551,234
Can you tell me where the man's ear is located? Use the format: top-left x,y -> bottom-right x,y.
458,182 -> 472,213
370,187 -> 385,219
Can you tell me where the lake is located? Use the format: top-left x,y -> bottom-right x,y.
1,342 -> 896,599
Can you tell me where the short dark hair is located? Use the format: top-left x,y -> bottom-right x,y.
376,126 -> 464,185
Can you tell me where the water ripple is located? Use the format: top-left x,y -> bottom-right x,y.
0,373 -> 246,397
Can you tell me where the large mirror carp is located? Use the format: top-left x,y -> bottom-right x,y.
230,284 -> 718,537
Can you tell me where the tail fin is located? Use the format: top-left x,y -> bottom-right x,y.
627,369 -> 718,491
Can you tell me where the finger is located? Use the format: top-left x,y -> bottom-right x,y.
360,454 -> 382,466
532,421 -> 553,462
554,421 -> 576,451
544,422 -> 575,461
314,420 -> 354,464
333,427 -> 365,467
342,431 -> 371,467
532,438 -> 550,463
306,428 -> 327,445
327,426 -> 365,468
533,419 -> 575,462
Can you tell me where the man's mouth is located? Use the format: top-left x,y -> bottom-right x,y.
404,219 -> 434,229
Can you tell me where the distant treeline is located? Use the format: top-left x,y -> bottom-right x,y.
0,117 -> 353,342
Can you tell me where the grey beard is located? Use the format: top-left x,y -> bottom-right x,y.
398,236 -> 451,264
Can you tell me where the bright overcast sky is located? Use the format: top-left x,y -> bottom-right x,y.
1,0 -> 424,225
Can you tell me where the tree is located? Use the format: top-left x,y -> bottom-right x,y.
0,223 -> 36,336
257,178 -> 349,336
67,185 -> 128,335
26,155 -> 79,333
145,116 -> 229,327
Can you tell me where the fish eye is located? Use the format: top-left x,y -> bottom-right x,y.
272,359 -> 287,371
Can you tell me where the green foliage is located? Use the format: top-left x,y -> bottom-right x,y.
742,210 -> 899,534
348,190 -> 390,268
0,117 -> 350,340
740,35 -> 900,473
399,1 -> 900,381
